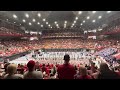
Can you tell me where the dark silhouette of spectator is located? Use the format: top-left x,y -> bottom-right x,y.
97,63 -> 120,79
42,64 -> 47,73
57,54 -> 76,79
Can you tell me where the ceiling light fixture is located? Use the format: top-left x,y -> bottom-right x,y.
46,22 -> 48,24
13,14 -> 17,18
38,13 -> 41,17
65,21 -> 67,24
92,20 -> 96,22
56,24 -> 59,26
83,20 -> 85,23
98,16 -> 102,19
92,11 -> 96,13
74,21 -> 76,23
33,19 -> 36,22
25,13 -> 29,18
43,19 -> 46,21
29,22 -> 32,25
41,25 -> 43,27
75,17 -> 78,20
107,11 -> 111,13
87,16 -> 90,19
55,21 -> 57,24
23,19 -> 26,22
78,11 -> 82,14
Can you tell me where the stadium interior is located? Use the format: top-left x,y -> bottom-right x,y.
0,11 -> 120,79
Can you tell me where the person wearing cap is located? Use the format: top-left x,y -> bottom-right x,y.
23,60 -> 43,79
57,54 -> 76,79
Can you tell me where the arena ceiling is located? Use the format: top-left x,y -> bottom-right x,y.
0,11 -> 120,32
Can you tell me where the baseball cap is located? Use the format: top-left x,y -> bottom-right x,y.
27,60 -> 35,70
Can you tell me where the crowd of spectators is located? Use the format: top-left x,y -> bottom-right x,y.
0,54 -> 120,79
42,32 -> 83,38
102,25 -> 120,35
0,38 -> 120,56
43,39 -> 120,50
0,40 -> 42,56
0,27 -> 23,36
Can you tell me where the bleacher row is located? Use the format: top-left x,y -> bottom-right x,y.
0,38 -> 120,57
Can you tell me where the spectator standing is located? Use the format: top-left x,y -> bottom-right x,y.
57,54 -> 76,79
42,64 -> 47,73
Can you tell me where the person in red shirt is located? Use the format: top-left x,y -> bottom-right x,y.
49,64 -> 52,69
46,66 -> 50,76
39,64 -> 42,68
55,63 -> 58,68
57,54 -> 76,79
42,64 -> 47,73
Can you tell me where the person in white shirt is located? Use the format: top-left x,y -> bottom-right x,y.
24,60 -> 43,79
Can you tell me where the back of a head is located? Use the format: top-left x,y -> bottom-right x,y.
27,60 -> 35,72
63,54 -> 70,62
7,64 -> 17,75
43,64 -> 45,67
92,63 -> 95,66
100,63 -> 110,73
79,66 -> 87,76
